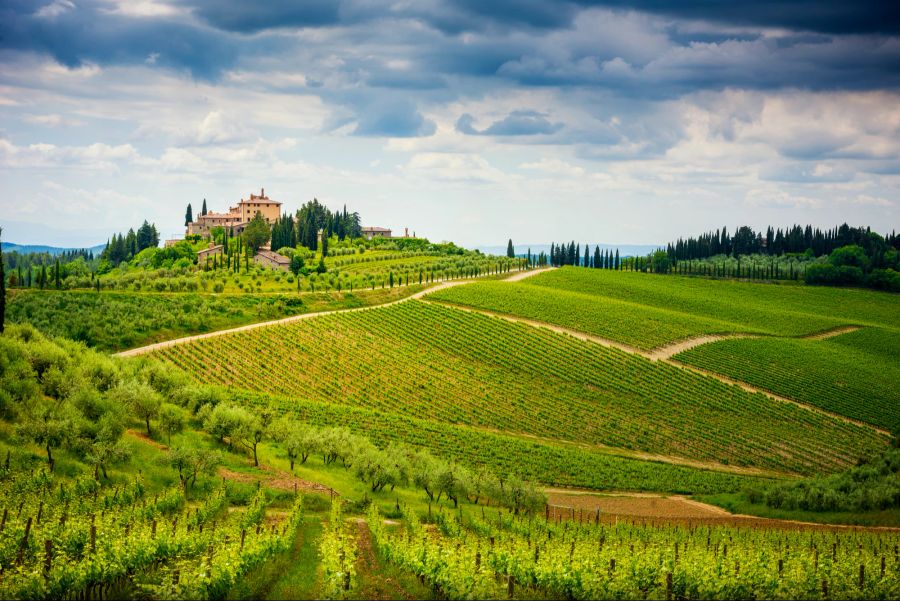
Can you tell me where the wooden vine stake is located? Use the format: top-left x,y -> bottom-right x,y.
666,572 -> 673,601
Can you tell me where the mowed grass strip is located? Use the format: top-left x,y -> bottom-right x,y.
153,300 -> 885,475
674,332 -> 900,431
527,267 -> 900,335
428,280 -> 754,350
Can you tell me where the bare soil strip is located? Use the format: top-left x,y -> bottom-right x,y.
803,325 -> 862,340
646,334 -> 755,360
114,268 -> 549,358
544,489 -> 900,532
219,466 -> 338,496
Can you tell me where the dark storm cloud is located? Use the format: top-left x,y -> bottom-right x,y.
456,111 -> 563,136
178,0 -> 340,33
575,0 -> 900,35
0,0 -> 237,79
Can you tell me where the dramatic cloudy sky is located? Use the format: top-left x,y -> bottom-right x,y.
1,0 -> 899,247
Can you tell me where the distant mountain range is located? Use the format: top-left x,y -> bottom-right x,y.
475,243 -> 662,258
1,242 -> 107,255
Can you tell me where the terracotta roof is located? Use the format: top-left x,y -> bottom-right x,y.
362,226 -> 392,232
255,249 -> 290,264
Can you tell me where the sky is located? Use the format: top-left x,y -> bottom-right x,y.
1,0 -> 899,248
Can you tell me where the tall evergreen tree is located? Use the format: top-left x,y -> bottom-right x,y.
185,203 -> 193,227
507,239 -> 515,258
583,244 -> 590,268
54,258 -> 61,289
615,249 -> 620,270
201,199 -> 208,216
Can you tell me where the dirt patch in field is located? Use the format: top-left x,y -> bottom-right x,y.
126,429 -> 168,450
218,466 -> 337,496
547,491 -> 729,520
544,489 -> 900,532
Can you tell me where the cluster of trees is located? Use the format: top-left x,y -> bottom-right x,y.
100,221 -> 160,267
4,248 -> 98,290
0,323 -> 188,480
196,402 -> 546,514
748,446 -> 900,513
295,199 -> 361,252
805,244 -> 900,291
549,241 -> 621,270
666,223 -> 898,262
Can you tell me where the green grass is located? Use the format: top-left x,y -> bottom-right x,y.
5,285 -> 426,352
154,299 -> 886,476
674,333 -> 900,431
528,267 -> 900,335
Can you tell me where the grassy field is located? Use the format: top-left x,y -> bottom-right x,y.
153,299 -> 886,476
674,330 -> 900,431
5,285 -> 427,351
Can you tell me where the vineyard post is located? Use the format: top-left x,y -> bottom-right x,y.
507,575 -> 514,598
151,520 -> 157,539
36,500 -> 43,524
609,558 -> 616,574
822,579 -> 828,599
666,572 -> 672,601
475,550 -> 481,572
44,539 -> 52,579
859,565 -> 864,590
90,522 -> 96,553
16,516 -> 32,565
0,508 -> 6,532
778,559 -> 783,576
881,556 -> 886,578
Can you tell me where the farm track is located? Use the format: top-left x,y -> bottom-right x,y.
116,267 -> 551,357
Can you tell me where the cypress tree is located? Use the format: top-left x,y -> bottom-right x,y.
583,244 -> 590,268
40,264 -> 47,290
185,203 -> 193,227
507,239 -> 515,258
54,258 -> 61,289
201,199 -> 208,216
615,249 -> 620,270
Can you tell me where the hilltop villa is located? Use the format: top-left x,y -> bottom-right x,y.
187,188 -> 282,237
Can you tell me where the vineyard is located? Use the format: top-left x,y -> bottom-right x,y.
429,280 -> 759,350
368,502 -> 900,600
0,469 -> 303,600
673,333 -> 900,431
228,389 -> 774,495
4,286 -> 422,352
526,268 -> 900,335
153,300 -> 887,476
